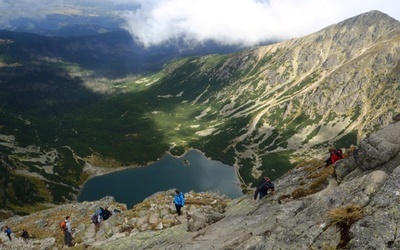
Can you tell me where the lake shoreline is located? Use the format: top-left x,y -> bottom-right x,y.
77,149 -> 244,207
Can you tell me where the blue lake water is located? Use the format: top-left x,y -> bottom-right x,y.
78,149 -> 243,208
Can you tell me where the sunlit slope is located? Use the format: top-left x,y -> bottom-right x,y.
129,10 -> 400,184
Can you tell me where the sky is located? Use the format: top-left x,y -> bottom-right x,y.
1,0 -> 400,47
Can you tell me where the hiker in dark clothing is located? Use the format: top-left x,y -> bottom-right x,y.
4,226 -> 12,241
254,177 -> 275,201
21,229 -> 29,243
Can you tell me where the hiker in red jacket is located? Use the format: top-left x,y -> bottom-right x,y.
325,147 -> 344,166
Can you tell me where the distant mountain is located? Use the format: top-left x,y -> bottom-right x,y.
0,10 -> 399,214
0,28 -> 255,76
5,14 -> 124,37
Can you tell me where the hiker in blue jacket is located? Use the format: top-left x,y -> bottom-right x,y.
173,189 -> 185,215
4,226 -> 12,241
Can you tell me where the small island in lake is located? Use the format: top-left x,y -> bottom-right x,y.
183,159 -> 190,165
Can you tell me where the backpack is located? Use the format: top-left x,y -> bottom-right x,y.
96,207 -> 104,216
180,192 -> 185,206
60,220 -> 66,231
102,209 -> 112,220
335,148 -> 344,159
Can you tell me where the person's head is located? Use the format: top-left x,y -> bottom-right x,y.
264,177 -> 271,182
65,215 -> 70,220
175,189 -> 180,194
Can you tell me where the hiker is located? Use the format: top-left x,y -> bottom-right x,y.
254,177 -> 275,202
325,147 -> 344,166
21,229 -> 29,243
102,207 -> 112,221
91,212 -> 100,233
63,216 -> 73,247
173,189 -> 185,216
96,207 -> 104,222
4,226 -> 12,241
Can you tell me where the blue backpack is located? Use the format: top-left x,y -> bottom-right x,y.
95,207 -> 104,217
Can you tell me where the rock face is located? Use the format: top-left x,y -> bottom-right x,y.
1,121 -> 399,249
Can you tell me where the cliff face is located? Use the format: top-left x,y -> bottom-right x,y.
1,120 -> 399,249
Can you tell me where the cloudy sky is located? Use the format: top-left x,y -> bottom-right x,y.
1,0 -> 400,47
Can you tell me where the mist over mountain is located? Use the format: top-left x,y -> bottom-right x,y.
0,10 -> 399,217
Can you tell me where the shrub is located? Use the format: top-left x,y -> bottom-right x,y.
327,204 -> 364,227
291,187 -> 308,199
327,204 -> 365,248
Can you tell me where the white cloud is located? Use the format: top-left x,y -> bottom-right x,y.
122,0 -> 400,47
1,0 -> 400,47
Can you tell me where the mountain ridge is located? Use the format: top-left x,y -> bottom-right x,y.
0,10 -> 399,213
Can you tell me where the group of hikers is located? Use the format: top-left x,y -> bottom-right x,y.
91,206 -> 113,233
252,146 -> 344,202
2,226 -> 29,242
59,206 -> 114,247
4,147 -> 343,248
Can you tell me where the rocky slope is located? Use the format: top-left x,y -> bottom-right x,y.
1,119 -> 399,249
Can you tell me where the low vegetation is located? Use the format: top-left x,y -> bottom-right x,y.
327,204 -> 365,248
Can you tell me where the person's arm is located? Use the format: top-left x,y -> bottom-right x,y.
266,182 -> 275,194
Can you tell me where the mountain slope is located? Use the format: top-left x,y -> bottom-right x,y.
148,10 -> 400,185
99,119 -> 400,249
0,117 -> 399,249
0,10 -> 399,212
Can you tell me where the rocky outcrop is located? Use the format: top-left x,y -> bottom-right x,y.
0,191 -> 230,249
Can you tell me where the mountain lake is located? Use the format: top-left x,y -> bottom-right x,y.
78,149 -> 243,208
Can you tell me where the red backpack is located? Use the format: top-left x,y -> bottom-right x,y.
60,220 -> 67,231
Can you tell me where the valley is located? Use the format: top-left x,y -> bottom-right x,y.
0,10 -> 400,216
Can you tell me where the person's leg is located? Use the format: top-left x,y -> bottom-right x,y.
325,158 -> 332,167
7,233 -> 11,241
66,231 -> 72,246
175,204 -> 182,215
64,231 -> 68,245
